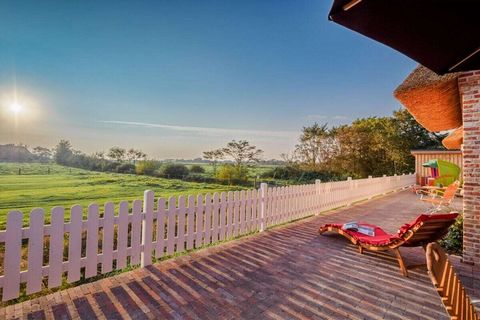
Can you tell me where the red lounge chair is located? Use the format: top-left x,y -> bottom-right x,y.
319,213 -> 459,276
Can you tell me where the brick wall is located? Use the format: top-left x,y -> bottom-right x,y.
458,71 -> 480,264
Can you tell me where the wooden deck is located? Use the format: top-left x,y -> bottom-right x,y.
2,190 -> 477,319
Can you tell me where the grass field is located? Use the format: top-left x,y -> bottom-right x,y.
0,163 -> 245,227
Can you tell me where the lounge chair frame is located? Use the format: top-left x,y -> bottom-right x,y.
319,214 -> 458,277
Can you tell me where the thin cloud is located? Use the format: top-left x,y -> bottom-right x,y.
306,115 -> 349,121
98,120 -> 298,139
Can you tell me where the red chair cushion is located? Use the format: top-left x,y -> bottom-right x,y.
323,223 -> 399,246
322,212 -> 458,246
397,213 -> 459,237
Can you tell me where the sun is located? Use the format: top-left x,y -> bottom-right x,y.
9,102 -> 23,114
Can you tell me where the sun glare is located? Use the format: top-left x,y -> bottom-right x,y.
10,102 -> 23,114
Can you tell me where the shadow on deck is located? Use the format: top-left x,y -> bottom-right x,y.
3,190 -> 477,320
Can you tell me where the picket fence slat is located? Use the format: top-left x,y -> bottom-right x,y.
102,202 -> 115,273
117,201 -> 129,269
26,208 -> 44,294
239,190 -> 246,234
177,196 -> 186,253
187,195 -> 196,250
141,191 -> 154,267
233,191 -> 240,237
195,195 -> 204,248
156,198 -> 166,258
212,193 -> 220,242
131,200 -> 142,265
227,191 -> 234,238
3,211 -> 23,301
48,207 -> 65,288
0,174 -> 415,301
67,205 -> 82,283
245,190 -> 252,233
218,193 -> 226,241
204,194 -> 212,246
85,204 -> 99,278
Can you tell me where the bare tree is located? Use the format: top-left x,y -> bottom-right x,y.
92,151 -> 105,159
32,146 -> 52,162
203,149 -> 224,175
107,147 -> 126,162
126,148 -> 147,163
222,140 -> 263,175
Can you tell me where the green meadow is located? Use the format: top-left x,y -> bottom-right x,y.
0,163 -> 244,228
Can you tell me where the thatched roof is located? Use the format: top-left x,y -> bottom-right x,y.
442,126 -> 463,150
394,65 -> 462,132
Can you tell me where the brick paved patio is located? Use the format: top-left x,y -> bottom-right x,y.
2,190 -> 477,320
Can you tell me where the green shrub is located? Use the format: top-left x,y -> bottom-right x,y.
160,163 -> 190,179
102,161 -> 121,172
189,164 -> 205,174
216,164 -> 248,183
439,215 -> 463,255
261,165 -> 342,183
116,163 -> 136,174
184,174 -> 216,183
135,160 -> 160,175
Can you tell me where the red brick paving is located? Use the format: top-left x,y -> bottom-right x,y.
1,190 -> 478,319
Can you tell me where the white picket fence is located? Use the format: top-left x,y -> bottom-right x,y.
0,173 -> 415,301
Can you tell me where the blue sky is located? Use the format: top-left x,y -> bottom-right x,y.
0,1 -> 416,159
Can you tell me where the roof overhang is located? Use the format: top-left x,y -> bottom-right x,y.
394,66 -> 462,132
442,126 -> 463,150
411,150 -> 462,156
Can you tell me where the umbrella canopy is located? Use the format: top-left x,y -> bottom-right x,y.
422,159 -> 460,186
422,159 -> 439,169
329,0 -> 480,75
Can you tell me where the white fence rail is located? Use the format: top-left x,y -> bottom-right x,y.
0,174 -> 415,301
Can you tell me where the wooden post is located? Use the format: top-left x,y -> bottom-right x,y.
383,174 -> 388,195
260,183 -> 267,232
368,176 -> 373,199
347,177 -> 353,206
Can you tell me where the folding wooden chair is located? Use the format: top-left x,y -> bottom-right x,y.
420,181 -> 460,213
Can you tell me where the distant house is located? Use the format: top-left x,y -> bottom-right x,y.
0,144 -> 35,162
410,149 -> 462,185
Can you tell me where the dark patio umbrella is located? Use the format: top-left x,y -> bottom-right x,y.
329,0 -> 480,75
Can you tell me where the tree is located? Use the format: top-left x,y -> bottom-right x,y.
32,146 -> 52,162
294,123 -> 336,169
222,140 -> 263,176
288,108 -> 445,179
107,147 -> 126,162
92,151 -> 105,160
126,148 -> 147,164
327,109 -> 445,177
54,140 -> 73,165
203,149 -> 224,175
190,165 -> 206,174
